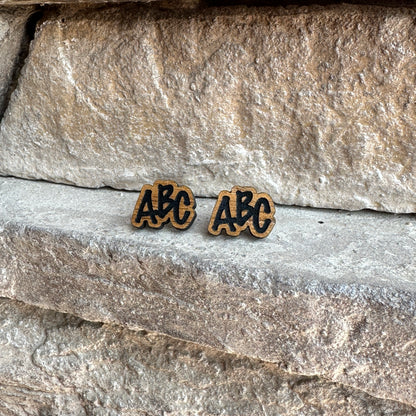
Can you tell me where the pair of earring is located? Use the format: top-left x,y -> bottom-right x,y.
131,180 -> 275,238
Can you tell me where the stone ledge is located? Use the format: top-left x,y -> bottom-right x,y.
2,297 -> 415,415
0,176 -> 415,405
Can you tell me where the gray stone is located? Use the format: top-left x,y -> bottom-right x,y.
3,5 -> 416,212
0,7 -> 35,117
0,177 -> 415,406
0,0 -> 200,7
0,297 -> 414,415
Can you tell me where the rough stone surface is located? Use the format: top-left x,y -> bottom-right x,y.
3,5 -> 416,212
0,7 -> 35,117
1,177 -> 415,406
0,0 -> 200,7
0,0 -> 412,5
1,297 -> 414,415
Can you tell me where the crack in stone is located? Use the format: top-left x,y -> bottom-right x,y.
0,7 -> 42,120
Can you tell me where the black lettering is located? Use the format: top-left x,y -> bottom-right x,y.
236,190 -> 254,226
158,183 -> 175,218
212,195 -> 237,233
135,189 -> 158,225
252,197 -> 272,234
174,190 -> 191,225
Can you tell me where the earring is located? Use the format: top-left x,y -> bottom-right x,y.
131,180 -> 196,231
208,186 -> 275,238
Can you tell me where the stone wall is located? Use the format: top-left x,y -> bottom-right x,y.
0,0 -> 415,414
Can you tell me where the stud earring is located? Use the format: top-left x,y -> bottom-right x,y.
131,180 -> 196,231
208,186 -> 275,238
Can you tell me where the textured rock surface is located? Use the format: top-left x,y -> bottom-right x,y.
2,297 -> 414,415
3,5 -> 416,212
0,0 -> 200,6
0,7 -> 35,117
1,177 -> 415,406
0,0 -> 412,5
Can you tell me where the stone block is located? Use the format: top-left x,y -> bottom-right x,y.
0,297 -> 414,415
1,177 -> 415,406
2,5 -> 416,212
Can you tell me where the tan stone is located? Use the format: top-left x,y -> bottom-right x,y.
1,297 -> 415,415
1,177 -> 416,406
0,0 -> 200,7
2,4 -> 416,212
0,7 -> 35,116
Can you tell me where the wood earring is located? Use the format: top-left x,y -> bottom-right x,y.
131,180 -> 196,231
208,186 -> 275,238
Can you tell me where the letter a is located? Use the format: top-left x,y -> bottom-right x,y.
208,193 -> 238,236
132,188 -> 159,228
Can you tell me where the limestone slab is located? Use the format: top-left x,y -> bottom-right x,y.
3,5 -> 416,212
0,177 -> 415,406
2,297 -> 414,415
